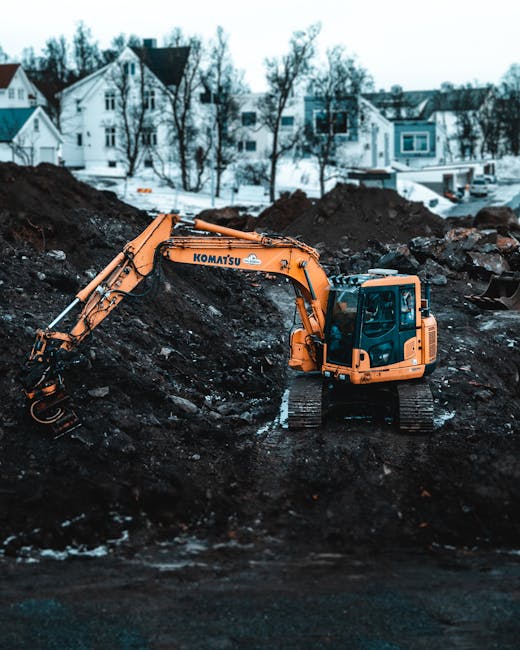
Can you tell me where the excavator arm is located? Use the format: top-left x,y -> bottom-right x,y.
23,213 -> 331,434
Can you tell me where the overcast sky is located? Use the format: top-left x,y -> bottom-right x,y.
2,0 -> 519,91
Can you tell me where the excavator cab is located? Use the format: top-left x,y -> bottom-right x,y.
324,272 -> 418,372
288,271 -> 436,433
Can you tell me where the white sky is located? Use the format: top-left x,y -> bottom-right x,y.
2,0 -> 519,92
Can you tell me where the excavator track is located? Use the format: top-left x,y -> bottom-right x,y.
397,381 -> 434,434
287,374 -> 323,430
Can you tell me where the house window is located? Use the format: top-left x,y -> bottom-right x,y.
123,62 -> 136,76
105,90 -> 116,111
105,126 -> 116,147
281,115 -> 295,128
144,89 -> 155,110
8,88 -> 15,99
77,133 -> 83,146
33,118 -> 39,132
237,141 -> 244,152
401,133 -> 429,153
144,159 -> 153,168
18,88 -> 24,100
76,99 -> 81,113
108,160 -> 117,168
245,140 -> 256,152
142,128 -> 157,146
241,111 -> 256,127
314,110 -> 348,135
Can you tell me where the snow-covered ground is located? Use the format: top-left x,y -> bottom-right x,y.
74,157 -> 520,220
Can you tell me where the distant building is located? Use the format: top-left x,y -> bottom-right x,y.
0,106 -> 62,165
233,93 -> 393,170
0,63 -> 47,109
365,86 -> 492,166
59,42 -> 190,173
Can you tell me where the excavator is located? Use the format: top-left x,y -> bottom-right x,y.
22,213 -> 437,436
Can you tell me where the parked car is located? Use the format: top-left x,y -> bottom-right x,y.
469,178 -> 489,197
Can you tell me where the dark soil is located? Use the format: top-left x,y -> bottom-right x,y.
257,184 -> 447,251
1,164 -> 519,647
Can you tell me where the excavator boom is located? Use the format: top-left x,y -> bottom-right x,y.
22,213 -> 331,434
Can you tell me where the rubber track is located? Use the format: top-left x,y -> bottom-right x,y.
397,381 -> 434,434
287,374 -> 323,430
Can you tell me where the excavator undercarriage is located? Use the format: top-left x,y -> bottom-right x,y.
287,374 -> 434,434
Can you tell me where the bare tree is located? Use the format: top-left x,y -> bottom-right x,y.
452,84 -> 481,159
24,36 -> 71,127
259,24 -> 320,202
72,21 -> 102,78
162,30 -> 206,191
102,34 -> 142,65
306,46 -> 372,196
0,45 -> 8,63
497,64 -> 520,156
475,86 -> 500,158
204,26 -> 247,197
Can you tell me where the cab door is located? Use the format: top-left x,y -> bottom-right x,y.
359,287 -> 399,367
358,286 -> 416,368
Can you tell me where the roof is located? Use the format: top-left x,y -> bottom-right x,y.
0,107 -> 37,141
0,64 -> 20,89
131,46 -> 190,87
364,87 -> 491,120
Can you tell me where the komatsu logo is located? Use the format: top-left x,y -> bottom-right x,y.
193,253 -> 241,266
243,253 -> 262,266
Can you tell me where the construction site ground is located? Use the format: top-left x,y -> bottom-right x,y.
0,163 -> 519,648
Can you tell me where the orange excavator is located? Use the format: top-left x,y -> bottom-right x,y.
22,213 -> 437,435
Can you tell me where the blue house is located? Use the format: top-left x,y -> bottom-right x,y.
0,106 -> 62,165
394,121 -> 438,166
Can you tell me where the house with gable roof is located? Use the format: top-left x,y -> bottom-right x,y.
0,106 -> 62,164
59,40 -> 189,173
0,64 -> 61,165
0,63 -> 47,109
364,85 -> 492,168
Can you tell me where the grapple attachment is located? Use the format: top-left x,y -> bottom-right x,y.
29,385 -> 81,436
466,272 -> 520,310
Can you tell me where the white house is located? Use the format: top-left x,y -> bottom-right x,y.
339,97 -> 394,169
234,92 -> 304,159
59,42 -> 189,174
0,63 -> 47,109
0,106 -> 62,165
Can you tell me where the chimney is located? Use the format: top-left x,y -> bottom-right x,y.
143,38 -> 157,49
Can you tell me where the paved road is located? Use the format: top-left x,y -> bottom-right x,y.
444,182 -> 520,218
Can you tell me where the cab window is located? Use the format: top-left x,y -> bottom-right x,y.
399,286 -> 416,330
362,290 -> 396,338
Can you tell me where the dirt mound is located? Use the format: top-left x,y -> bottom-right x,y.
0,163 -> 287,552
255,189 -> 315,232
474,206 -> 520,232
254,184 -> 446,251
0,162 -> 147,266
